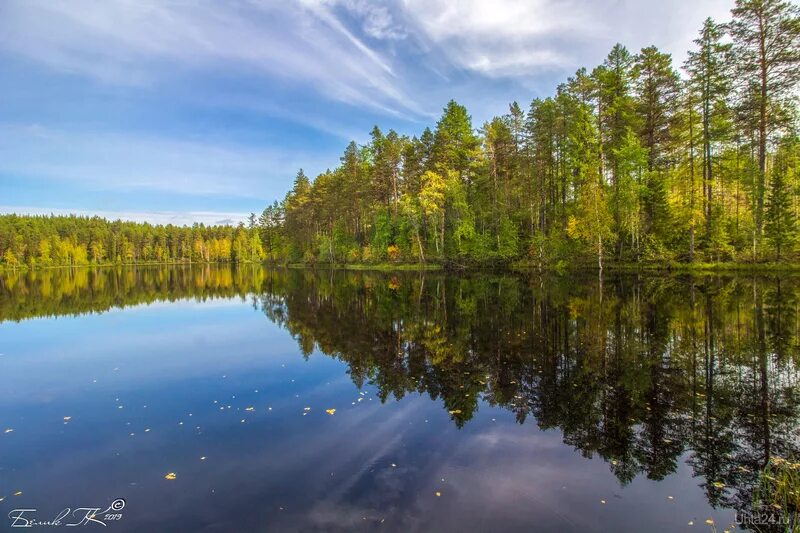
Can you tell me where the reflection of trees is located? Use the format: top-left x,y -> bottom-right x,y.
255,269 -> 800,527
3,266 -> 800,528
0,265 -> 267,322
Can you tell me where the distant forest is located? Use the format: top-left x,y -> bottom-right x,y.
1,0 -> 799,270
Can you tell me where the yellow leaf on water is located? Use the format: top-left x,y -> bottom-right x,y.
164,472 -> 177,480
448,410 -> 461,415
14,491 -> 22,496
705,519 -> 714,525
435,492 -> 441,497
712,482 -> 725,489
326,409 -> 336,415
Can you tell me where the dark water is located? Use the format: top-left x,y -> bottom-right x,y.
0,267 -> 798,532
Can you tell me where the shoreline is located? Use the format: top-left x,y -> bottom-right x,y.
4,260 -> 800,274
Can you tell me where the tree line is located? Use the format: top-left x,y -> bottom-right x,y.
263,0 -> 800,268
0,214 -> 264,268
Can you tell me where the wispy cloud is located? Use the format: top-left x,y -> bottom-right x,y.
0,0 -> 422,117
0,123 -> 325,198
0,205 -> 250,226
399,0 -> 734,80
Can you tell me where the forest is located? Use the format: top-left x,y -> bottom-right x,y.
1,0 -> 798,270
0,214 -> 264,268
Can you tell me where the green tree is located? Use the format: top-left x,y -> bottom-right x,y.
729,0 -> 800,252
765,140 -> 797,260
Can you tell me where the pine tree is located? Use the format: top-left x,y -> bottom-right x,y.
765,141 -> 797,260
730,0 -> 800,253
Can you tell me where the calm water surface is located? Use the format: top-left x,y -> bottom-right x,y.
0,267 -> 798,532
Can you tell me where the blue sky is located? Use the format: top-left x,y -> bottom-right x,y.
0,0 -> 733,225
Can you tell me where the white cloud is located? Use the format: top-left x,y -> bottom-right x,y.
400,0 -> 734,79
0,0 -> 422,117
0,205 -> 251,226
0,124 -> 325,199
0,0 -> 737,114
326,0 -> 407,40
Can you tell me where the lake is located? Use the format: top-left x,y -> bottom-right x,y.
0,266 -> 798,532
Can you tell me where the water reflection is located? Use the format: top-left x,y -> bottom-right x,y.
1,266 -> 799,530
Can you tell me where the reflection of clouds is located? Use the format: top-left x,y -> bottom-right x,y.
2,290 -> 743,532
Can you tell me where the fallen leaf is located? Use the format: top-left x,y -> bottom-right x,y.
63,417 -> 71,421
164,473 -> 177,480
705,519 -> 714,525
326,409 -> 336,415
448,410 -> 462,415
245,407 -> 255,412
4,429 -> 13,434
600,500 -> 606,504
435,492 -> 441,497
14,491 -> 22,496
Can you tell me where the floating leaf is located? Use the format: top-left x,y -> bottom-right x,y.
164,472 -> 177,480
705,519 -> 714,525
435,492 -> 441,497
14,491 -> 23,496
712,481 -> 725,489
63,416 -> 71,421
245,407 -> 255,412
326,409 -> 336,415
448,410 -> 462,415
4,429 -> 14,434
